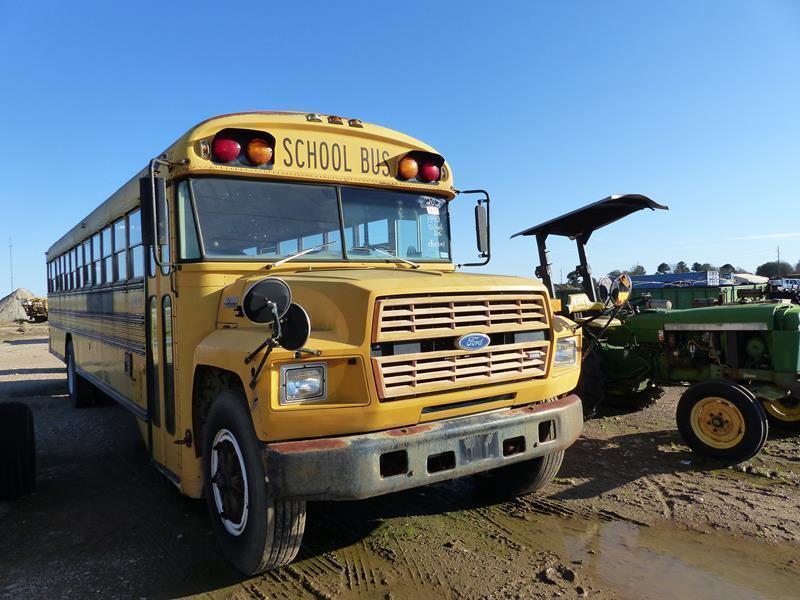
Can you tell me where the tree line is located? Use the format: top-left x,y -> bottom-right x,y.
565,259 -> 800,286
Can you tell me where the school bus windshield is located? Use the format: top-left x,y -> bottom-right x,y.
186,178 -> 451,262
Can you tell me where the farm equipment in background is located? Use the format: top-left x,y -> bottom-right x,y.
21,297 -> 48,323
515,194 -> 800,462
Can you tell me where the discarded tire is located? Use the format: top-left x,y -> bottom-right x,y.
0,402 -> 36,500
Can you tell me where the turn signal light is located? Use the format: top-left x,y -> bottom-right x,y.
246,138 -> 274,166
212,137 -> 241,163
398,156 -> 419,180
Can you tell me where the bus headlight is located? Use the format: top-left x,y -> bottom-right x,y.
554,337 -> 578,366
280,363 -> 327,405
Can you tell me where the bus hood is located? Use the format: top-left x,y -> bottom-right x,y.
217,268 -> 550,348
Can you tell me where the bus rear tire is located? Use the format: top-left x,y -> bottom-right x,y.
66,340 -> 94,408
0,402 -> 36,500
475,450 -> 564,499
203,390 -> 306,575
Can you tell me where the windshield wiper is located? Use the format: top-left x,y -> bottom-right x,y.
351,246 -> 420,269
268,240 -> 339,269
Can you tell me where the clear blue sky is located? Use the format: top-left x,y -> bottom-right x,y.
1,1 -> 798,296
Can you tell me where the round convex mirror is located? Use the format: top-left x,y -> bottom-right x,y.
277,303 -> 311,351
242,278 -> 292,324
611,273 -> 633,307
597,276 -> 613,304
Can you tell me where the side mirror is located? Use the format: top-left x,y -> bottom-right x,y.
597,276 -> 613,305
475,203 -> 488,256
611,273 -> 633,307
242,278 -> 292,324
139,176 -> 168,250
458,190 -> 491,267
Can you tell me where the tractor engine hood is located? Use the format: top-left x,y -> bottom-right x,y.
216,268 -> 550,348
626,303 -> 800,333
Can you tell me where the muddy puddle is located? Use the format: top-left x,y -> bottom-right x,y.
494,512 -> 799,600
218,488 -> 800,600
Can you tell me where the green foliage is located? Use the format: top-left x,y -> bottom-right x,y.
719,263 -> 735,274
657,262 -> 671,273
674,261 -> 690,273
755,261 -> 793,278
628,264 -> 646,276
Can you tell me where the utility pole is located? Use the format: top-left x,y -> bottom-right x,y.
8,237 -> 12,292
778,246 -> 781,278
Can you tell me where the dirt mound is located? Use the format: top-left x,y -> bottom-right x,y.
0,288 -> 35,323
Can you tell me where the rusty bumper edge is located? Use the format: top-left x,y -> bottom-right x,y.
263,394 -> 583,501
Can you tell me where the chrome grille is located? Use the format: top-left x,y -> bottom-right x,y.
371,292 -> 551,400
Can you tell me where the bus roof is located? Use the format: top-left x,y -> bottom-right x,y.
47,112 -> 454,258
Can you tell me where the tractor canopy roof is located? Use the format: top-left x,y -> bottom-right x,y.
511,194 -> 668,242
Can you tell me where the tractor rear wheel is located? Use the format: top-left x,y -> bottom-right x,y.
761,396 -> 800,431
676,380 -> 768,463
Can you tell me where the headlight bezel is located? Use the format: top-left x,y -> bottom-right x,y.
279,362 -> 328,405
554,336 -> 578,366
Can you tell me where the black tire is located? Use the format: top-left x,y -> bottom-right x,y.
0,402 -> 36,500
676,379 -> 768,463
575,349 -> 605,419
203,390 -> 306,575
66,340 -> 94,408
475,450 -> 564,499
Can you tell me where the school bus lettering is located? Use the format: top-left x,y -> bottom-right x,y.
282,137 -> 353,172
46,112 -> 582,576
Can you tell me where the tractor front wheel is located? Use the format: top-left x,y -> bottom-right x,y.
761,396 -> 800,431
676,380 -> 768,463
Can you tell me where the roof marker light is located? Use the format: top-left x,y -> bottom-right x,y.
348,119 -> 363,128
306,113 -> 323,122
328,115 -> 344,125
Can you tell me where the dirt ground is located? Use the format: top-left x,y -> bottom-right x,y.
1,324 -> 799,599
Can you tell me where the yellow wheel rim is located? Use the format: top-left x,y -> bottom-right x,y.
690,396 -> 745,449
762,397 -> 800,423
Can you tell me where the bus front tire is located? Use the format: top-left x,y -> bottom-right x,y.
0,402 -> 36,500
203,390 -> 306,575
66,341 -> 94,408
475,450 -> 564,499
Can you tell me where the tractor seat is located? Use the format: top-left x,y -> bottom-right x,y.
565,293 -> 604,314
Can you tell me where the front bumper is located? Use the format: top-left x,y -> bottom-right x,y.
263,394 -> 583,500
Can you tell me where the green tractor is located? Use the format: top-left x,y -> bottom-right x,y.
514,195 -> 800,462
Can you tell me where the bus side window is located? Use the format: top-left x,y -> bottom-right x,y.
129,209 -> 144,279
148,296 -> 160,427
102,226 -> 112,284
114,218 -> 127,282
161,295 -> 175,434
83,239 -> 92,286
92,233 -> 101,286
177,182 -> 200,260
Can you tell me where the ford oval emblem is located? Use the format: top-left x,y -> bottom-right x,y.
456,333 -> 491,351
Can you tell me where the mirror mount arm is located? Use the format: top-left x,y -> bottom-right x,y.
457,189 -> 491,268
245,301 -> 283,389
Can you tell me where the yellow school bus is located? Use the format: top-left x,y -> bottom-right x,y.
46,111 -> 583,574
